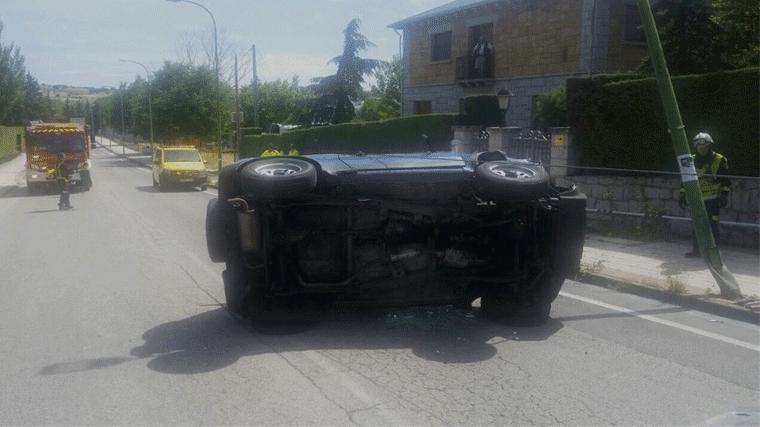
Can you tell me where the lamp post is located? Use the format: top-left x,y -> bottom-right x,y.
166,0 -> 221,170
120,59 -> 155,156
496,88 -> 514,127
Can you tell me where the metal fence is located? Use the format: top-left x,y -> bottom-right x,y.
504,130 -> 551,173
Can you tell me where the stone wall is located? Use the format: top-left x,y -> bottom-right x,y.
554,174 -> 760,249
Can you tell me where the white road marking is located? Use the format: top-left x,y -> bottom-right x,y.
559,291 -> 760,352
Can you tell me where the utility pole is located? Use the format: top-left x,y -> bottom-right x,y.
637,0 -> 741,299
252,44 -> 259,128
234,54 -> 242,161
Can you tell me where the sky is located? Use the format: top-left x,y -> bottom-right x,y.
1,0 -> 448,89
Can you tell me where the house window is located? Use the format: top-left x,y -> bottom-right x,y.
414,101 -> 432,115
431,31 -> 452,62
624,4 -> 646,43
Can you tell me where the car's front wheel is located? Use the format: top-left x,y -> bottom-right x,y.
240,158 -> 317,199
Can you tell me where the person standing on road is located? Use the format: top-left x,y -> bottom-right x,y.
679,132 -> 731,258
55,152 -> 75,210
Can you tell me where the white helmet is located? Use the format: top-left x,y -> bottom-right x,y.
692,132 -> 714,148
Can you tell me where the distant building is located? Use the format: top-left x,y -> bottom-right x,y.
388,0 -> 648,129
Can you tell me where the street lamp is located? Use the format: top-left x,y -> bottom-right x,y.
166,0 -> 222,170
496,88 -> 514,127
120,59 -> 155,156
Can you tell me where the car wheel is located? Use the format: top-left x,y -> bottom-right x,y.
153,177 -> 158,188
27,182 -> 41,195
223,259 -> 251,317
480,283 -> 552,327
200,184 -> 208,191
475,161 -> 549,201
206,198 -> 228,263
240,158 -> 317,199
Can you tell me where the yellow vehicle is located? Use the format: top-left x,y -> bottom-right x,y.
152,146 -> 208,191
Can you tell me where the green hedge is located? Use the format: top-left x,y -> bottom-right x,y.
0,126 -> 24,163
568,68 -> 759,176
240,114 -> 462,158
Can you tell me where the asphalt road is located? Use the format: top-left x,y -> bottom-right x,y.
0,145 -> 758,426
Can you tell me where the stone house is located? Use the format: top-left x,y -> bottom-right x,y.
388,0 -> 648,129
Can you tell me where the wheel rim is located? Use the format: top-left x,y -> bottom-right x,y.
489,164 -> 536,179
254,162 -> 302,177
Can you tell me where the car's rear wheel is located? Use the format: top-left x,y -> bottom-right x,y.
480,272 -> 557,326
475,161 -> 549,201
240,158 -> 317,199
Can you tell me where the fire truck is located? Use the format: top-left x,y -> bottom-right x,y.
23,120 -> 92,194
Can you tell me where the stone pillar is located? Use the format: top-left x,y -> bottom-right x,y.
550,127 -> 576,177
451,126 -> 483,153
486,126 -> 521,151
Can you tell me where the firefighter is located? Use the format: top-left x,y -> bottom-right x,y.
679,133 -> 731,258
55,152 -> 75,210
260,143 -> 283,157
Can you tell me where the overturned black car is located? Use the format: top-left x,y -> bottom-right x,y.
206,148 -> 586,325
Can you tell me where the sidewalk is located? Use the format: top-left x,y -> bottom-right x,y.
3,140 -> 759,319
580,234 -> 760,317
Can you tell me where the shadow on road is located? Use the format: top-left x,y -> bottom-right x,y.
39,304 -> 564,376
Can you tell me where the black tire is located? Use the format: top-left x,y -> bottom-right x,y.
206,198 -> 228,263
223,259 -> 250,317
27,182 -> 41,196
200,184 -> 208,191
152,177 -> 158,188
475,161 -> 549,201
481,288 -> 552,327
240,158 -> 317,199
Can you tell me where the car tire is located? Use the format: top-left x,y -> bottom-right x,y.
480,283 -> 552,327
153,177 -> 158,188
206,198 -> 228,263
240,158 -> 317,199
200,184 -> 208,191
27,182 -> 41,195
223,259 -> 251,317
475,161 -> 549,201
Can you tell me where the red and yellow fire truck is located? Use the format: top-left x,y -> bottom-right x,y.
23,120 -> 92,194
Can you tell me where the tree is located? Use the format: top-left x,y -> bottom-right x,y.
309,19 -> 382,125
712,0 -> 760,68
0,19 -> 28,125
636,0 -> 726,75
242,76 -> 314,132
355,55 -> 401,122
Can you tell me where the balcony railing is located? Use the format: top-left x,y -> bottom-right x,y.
456,54 -> 494,86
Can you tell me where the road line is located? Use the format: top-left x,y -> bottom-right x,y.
559,291 -> 759,352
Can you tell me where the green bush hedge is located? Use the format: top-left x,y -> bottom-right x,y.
462,95 -> 501,128
240,114 -> 462,158
0,126 -> 24,163
568,68 -> 759,176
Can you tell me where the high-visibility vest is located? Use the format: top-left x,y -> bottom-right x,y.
693,152 -> 725,200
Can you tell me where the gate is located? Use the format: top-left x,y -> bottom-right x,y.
504,130 -> 551,174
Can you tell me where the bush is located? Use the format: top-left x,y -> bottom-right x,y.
462,95 -> 501,128
241,113 -> 462,158
567,68 -> 759,176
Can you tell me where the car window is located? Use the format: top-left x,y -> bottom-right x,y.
164,149 -> 201,162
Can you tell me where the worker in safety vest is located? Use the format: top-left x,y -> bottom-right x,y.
679,132 -> 731,258
55,152 -> 75,210
260,143 -> 283,157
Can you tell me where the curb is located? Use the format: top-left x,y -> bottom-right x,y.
580,273 -> 760,325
